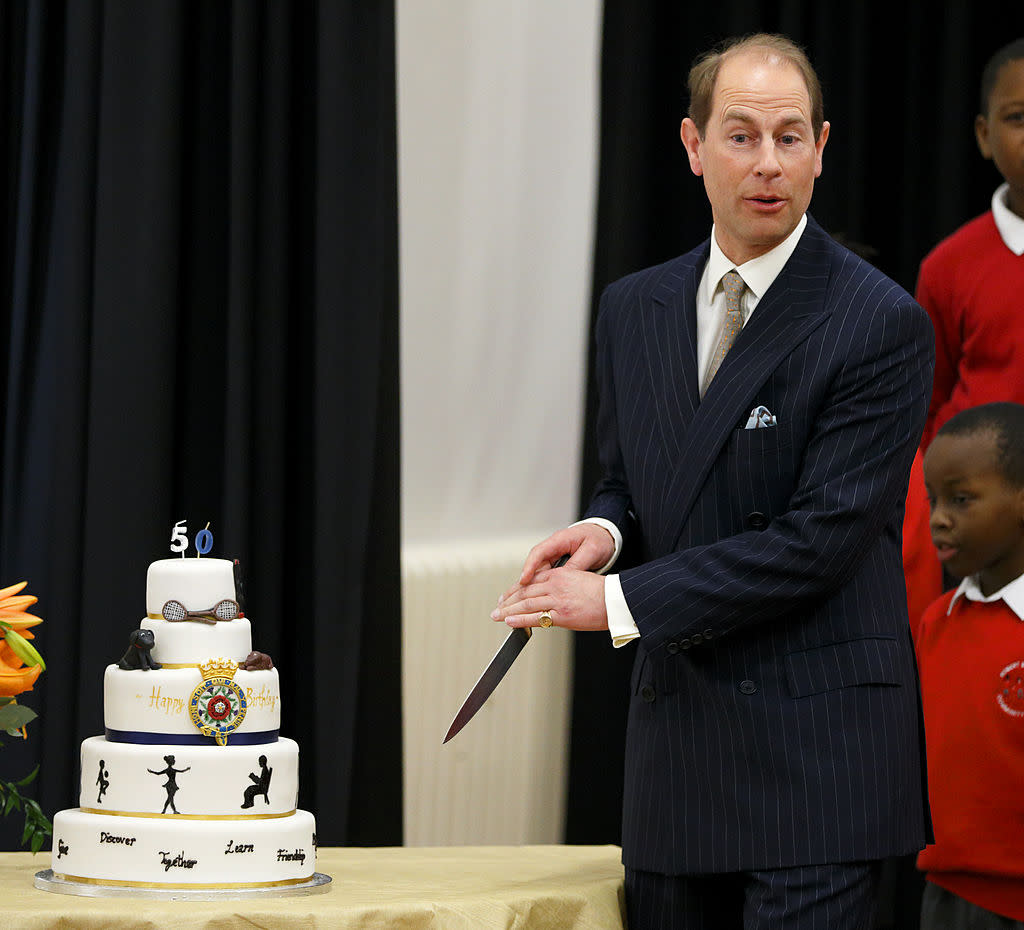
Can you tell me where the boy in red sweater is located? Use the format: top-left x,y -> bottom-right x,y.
916,39 -> 1024,450
917,402 -> 1024,928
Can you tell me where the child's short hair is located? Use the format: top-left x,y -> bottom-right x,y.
980,38 -> 1024,116
935,402 -> 1024,488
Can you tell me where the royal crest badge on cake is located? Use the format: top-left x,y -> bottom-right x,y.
39,524 -> 328,897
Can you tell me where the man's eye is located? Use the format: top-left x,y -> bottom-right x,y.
730,134 -> 749,143
779,135 -> 797,145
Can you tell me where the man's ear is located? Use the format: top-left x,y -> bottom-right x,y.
975,113 -> 992,160
680,118 -> 703,177
813,121 -> 830,179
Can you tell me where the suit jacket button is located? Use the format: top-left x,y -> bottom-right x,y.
640,685 -> 656,703
666,641 -> 680,655
703,629 -> 714,640
680,638 -> 692,650
690,633 -> 703,645
747,511 -> 768,530
739,680 -> 757,695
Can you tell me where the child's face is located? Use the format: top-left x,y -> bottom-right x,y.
924,429 -> 1024,596
976,57 -> 1024,217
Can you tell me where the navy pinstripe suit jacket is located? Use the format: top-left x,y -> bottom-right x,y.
585,216 -> 935,875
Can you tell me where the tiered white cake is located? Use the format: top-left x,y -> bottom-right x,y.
49,558 -> 317,889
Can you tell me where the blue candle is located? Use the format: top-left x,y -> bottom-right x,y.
196,526 -> 213,556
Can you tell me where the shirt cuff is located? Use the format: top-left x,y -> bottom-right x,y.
572,518 -> 622,574
605,573 -> 640,648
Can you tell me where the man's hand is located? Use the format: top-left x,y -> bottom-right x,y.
490,524 -> 614,631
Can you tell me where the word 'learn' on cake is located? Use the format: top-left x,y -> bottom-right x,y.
49,533 -> 317,890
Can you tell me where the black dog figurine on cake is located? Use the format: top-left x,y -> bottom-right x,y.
117,628 -> 161,671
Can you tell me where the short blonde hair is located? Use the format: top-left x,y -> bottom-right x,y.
688,34 -> 824,140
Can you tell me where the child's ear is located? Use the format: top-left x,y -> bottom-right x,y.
976,114 -> 993,160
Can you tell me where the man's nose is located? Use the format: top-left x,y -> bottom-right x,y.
754,141 -> 782,177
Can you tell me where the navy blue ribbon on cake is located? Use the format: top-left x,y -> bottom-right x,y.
105,728 -> 279,745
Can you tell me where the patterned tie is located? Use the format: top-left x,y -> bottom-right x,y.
702,269 -> 746,396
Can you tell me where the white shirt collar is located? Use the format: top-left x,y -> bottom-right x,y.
947,571 -> 1024,620
704,214 -> 807,303
991,183 -> 1024,256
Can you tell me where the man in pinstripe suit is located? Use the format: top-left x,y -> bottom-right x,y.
494,33 -> 934,929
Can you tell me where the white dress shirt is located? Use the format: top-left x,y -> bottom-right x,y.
992,182 -> 1024,256
593,215 -> 808,646
947,570 -> 1024,621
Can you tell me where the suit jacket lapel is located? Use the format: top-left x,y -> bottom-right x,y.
640,245 -> 706,462
644,219 -> 835,555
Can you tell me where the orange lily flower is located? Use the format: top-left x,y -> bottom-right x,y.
0,582 -> 44,697
0,664 -> 42,698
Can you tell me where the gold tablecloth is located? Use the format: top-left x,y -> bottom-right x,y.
0,844 -> 626,929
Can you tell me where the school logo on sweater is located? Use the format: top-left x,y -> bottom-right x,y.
997,661 -> 1024,718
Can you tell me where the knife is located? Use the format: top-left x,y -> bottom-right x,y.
443,554 -> 569,744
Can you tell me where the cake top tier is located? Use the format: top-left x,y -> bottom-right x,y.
146,558 -> 236,618
142,558 -> 252,664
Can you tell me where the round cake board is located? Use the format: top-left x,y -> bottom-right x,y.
33,869 -> 332,901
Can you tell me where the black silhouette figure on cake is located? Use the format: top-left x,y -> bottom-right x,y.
117,628 -> 161,670
148,754 -> 190,814
241,755 -> 273,808
96,759 -> 109,803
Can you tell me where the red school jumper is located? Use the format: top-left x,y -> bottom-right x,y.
914,587 -> 1024,921
916,211 -> 1024,450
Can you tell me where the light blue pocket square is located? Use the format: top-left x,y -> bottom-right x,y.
744,405 -> 777,429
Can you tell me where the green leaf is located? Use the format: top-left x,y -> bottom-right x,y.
3,628 -> 45,670
0,776 -> 52,852
26,799 -> 46,820
15,765 -> 40,788
0,696 -> 13,706
0,703 -> 37,733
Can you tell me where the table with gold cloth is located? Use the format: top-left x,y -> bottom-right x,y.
0,844 -> 626,929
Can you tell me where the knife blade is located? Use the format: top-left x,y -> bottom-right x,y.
442,554 -> 569,744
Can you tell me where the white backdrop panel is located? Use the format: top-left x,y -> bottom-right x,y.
397,0 -> 602,847
398,0 -> 601,546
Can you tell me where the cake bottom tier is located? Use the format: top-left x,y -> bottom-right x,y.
51,808 -> 316,888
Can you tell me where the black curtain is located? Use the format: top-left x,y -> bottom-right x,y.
569,0 -> 1000,913
0,0 -> 401,849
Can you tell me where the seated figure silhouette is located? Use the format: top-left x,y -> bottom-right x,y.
241,755 -> 272,808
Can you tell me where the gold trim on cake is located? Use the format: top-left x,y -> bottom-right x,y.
52,872 -> 315,889
79,807 -> 296,820
118,660 -> 250,669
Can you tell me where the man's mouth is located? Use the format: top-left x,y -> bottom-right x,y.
746,196 -> 786,212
